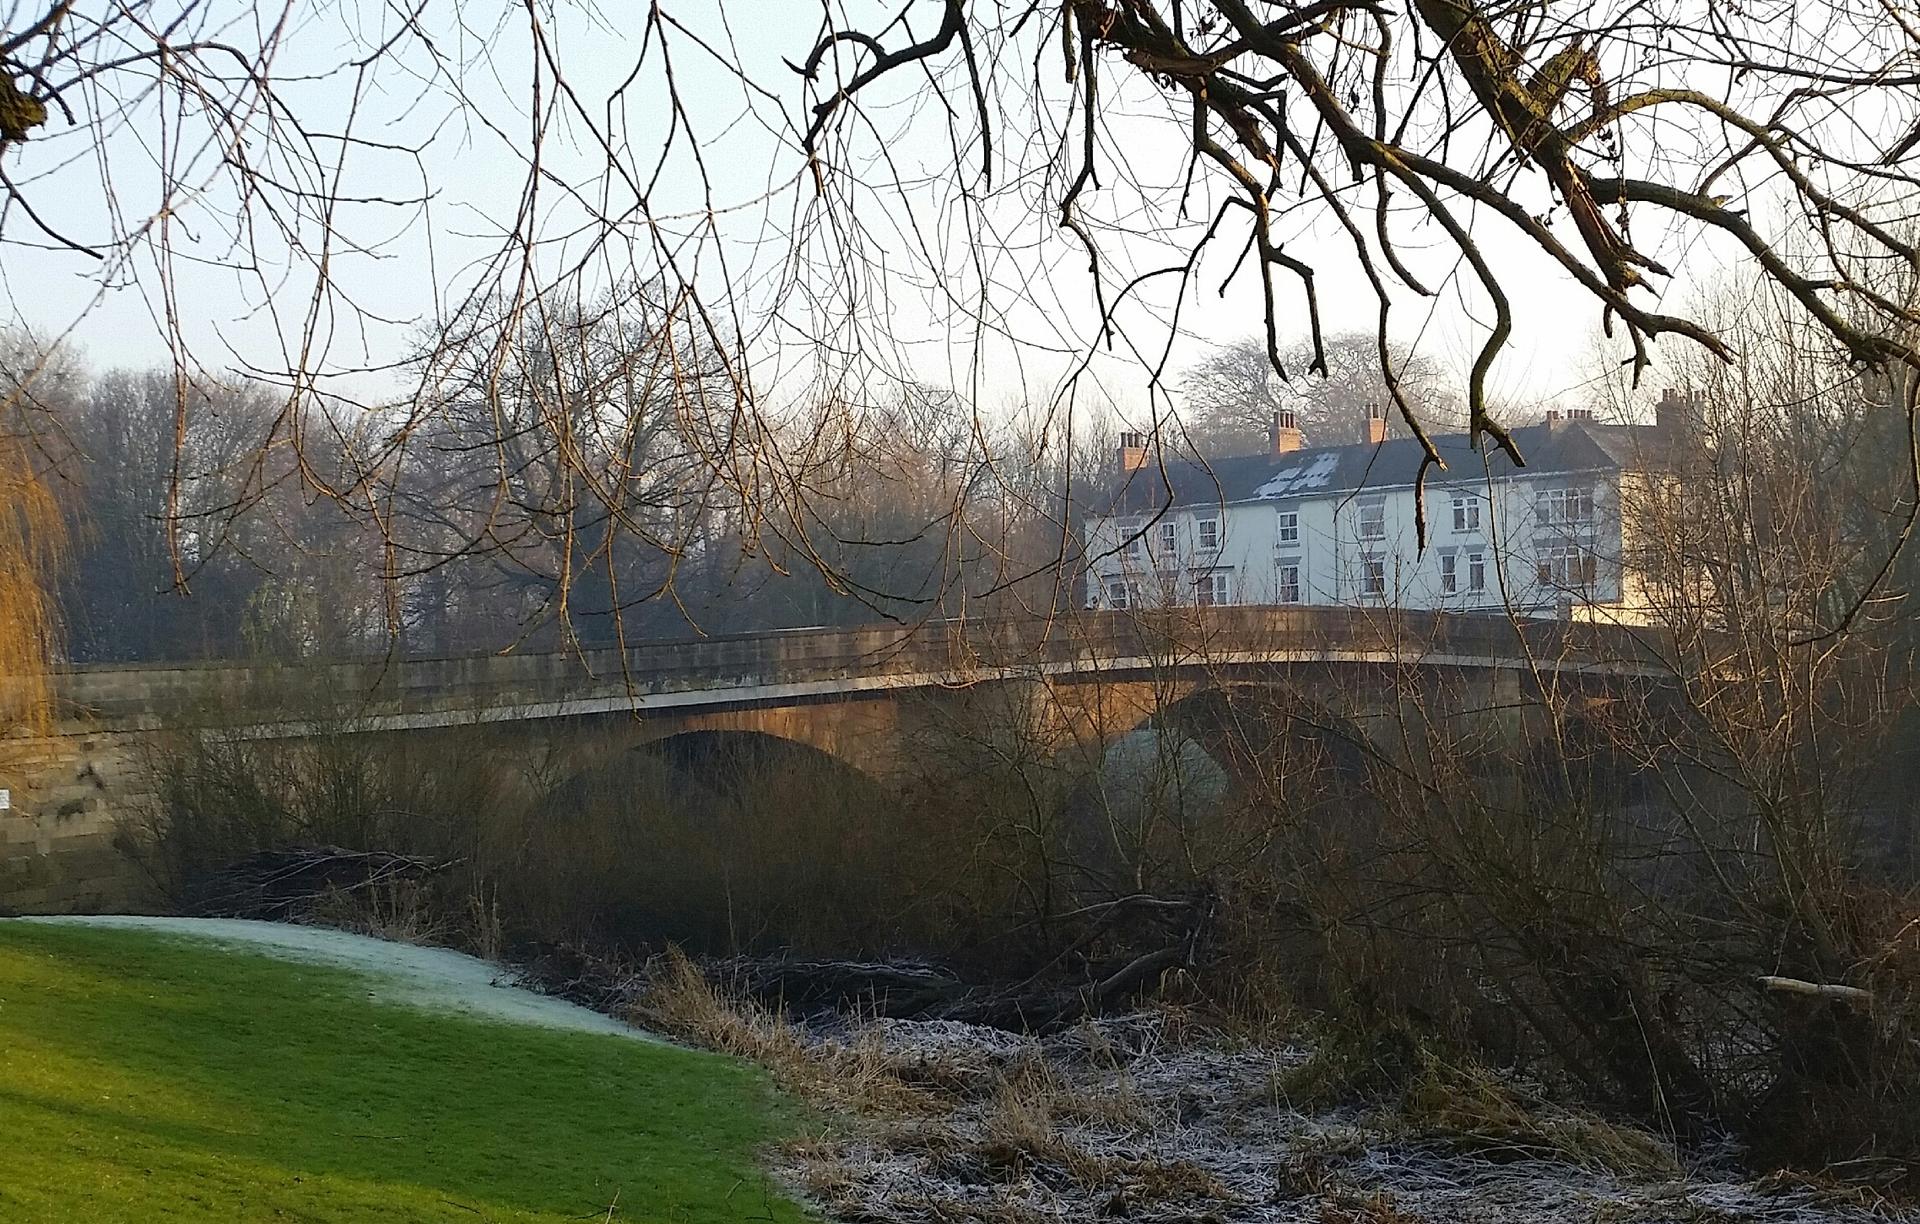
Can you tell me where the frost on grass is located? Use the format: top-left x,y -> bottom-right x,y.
762,1011 -> 1912,1224
22,915 -> 654,1041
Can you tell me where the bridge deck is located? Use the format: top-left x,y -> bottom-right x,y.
48,609 -> 1672,736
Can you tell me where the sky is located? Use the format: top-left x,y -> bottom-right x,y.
0,0 -> 1796,434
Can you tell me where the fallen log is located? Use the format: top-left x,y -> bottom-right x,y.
711,956 -> 965,1018
1757,975 -> 1874,1010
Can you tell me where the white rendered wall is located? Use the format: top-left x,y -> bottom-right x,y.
1085,469 -> 1635,618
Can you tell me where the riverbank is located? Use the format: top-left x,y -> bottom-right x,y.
624,951 -> 1915,1224
0,918 -> 809,1223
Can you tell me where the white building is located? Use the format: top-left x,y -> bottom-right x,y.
1084,400 -> 1688,621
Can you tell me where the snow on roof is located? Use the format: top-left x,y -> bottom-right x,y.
1098,420 -> 1668,518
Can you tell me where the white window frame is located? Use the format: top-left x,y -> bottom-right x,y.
1276,557 -> 1302,604
1451,493 -> 1481,533
1361,556 -> 1387,599
1536,542 -> 1598,589
1277,508 -> 1300,544
1105,579 -> 1131,610
1156,519 -> 1178,562
1439,551 -> 1458,595
1357,498 -> 1387,541
1538,484 -> 1596,527
1195,569 -> 1234,607
1124,521 -> 1145,560
1468,551 -> 1487,593
1197,515 -> 1221,552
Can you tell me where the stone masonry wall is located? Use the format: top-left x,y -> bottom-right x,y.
0,730 -> 153,913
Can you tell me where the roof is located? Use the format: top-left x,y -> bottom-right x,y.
1098,420 -> 1669,517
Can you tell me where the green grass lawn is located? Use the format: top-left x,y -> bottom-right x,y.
0,922 -> 813,1223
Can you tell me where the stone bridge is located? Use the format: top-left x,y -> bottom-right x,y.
1,608 -> 1672,912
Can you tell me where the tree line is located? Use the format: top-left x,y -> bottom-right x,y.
6,305 -> 1121,664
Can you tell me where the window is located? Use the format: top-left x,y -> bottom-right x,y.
1105,580 -> 1130,610
1124,522 -> 1144,560
1197,516 -> 1221,551
1537,543 -> 1598,588
1440,552 -> 1458,595
1277,559 -> 1302,604
1196,570 -> 1233,607
1157,520 -> 1178,558
1468,551 -> 1486,593
1538,484 -> 1595,526
1361,556 -> 1386,598
1451,493 -> 1481,533
1358,499 -> 1386,540
1277,509 -> 1300,544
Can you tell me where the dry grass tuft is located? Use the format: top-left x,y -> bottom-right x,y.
971,1069 -> 1228,1200
1280,1019 -> 1426,1109
1317,1188 -> 1425,1224
634,948 -> 941,1116
310,881 -> 450,948
1277,1019 -> 1677,1180
778,1130 -> 856,1204
996,1054 -> 1148,1131
1399,1051 -> 1679,1178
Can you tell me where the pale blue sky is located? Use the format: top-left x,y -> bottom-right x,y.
1,1 -> 1766,427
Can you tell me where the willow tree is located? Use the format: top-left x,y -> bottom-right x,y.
4,0 -> 1920,623
0,341 -> 67,728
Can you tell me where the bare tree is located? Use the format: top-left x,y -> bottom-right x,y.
386,286 -> 743,650
54,369 -> 277,660
762,2 -> 1920,499
1182,332 -> 1455,453
10,0 -> 1920,634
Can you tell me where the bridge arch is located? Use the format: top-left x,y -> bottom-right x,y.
622,728 -> 885,795
1056,683 -> 1382,894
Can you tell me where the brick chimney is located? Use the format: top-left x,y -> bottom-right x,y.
1118,429 -> 1149,475
1272,407 -> 1303,454
1364,402 -> 1388,445
1655,386 -> 1699,436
